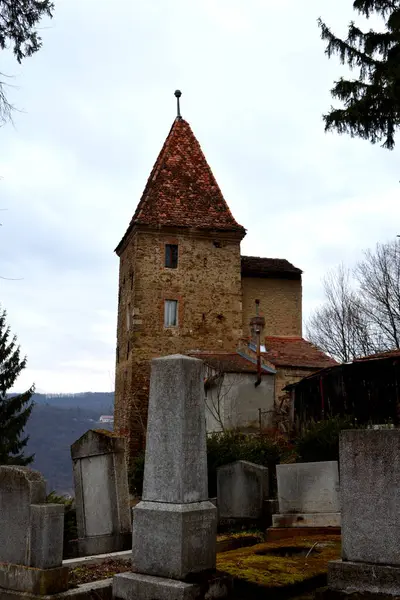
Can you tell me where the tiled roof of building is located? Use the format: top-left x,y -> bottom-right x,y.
262,337 -> 337,369
187,351 -> 275,374
241,256 -> 302,278
116,118 -> 246,253
354,349 -> 400,361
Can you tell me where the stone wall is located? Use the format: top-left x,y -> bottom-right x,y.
114,226 -> 243,459
242,277 -> 302,338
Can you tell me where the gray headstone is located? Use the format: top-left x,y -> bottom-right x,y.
71,429 -> 132,556
128,355 -> 217,583
0,466 -> 46,565
340,430 -> 400,565
30,504 -> 65,569
276,461 -> 340,514
142,355 -> 209,504
217,460 -> 269,519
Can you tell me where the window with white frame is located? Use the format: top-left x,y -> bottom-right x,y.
164,300 -> 178,327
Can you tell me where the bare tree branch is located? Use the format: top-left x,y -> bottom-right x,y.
307,263 -> 376,362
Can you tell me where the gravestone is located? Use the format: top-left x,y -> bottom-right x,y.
113,355 -> 230,600
217,460 -> 269,521
272,461 -> 340,527
0,466 -> 68,596
71,429 -> 132,556
328,430 -> 400,596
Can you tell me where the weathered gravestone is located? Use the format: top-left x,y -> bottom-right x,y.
0,466 -> 68,596
71,429 -> 132,556
272,461 -> 340,527
328,430 -> 400,596
113,355 -> 230,600
217,460 -> 269,522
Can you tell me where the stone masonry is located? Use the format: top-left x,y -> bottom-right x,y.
115,229 -> 243,458
241,276 -> 302,338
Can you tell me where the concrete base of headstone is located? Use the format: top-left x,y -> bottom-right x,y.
132,501 -> 217,580
78,532 -> 132,557
266,526 -> 341,542
329,559 -> 400,596
0,563 -> 69,595
272,512 -> 341,528
113,571 -> 232,600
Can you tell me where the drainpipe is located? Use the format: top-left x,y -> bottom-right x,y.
255,300 -> 262,388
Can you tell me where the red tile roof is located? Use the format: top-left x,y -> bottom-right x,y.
354,349 -> 400,362
187,351 -> 275,374
116,118 -> 246,253
241,256 -> 302,278
262,337 -> 337,369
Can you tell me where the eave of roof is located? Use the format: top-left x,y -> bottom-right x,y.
241,255 -> 302,279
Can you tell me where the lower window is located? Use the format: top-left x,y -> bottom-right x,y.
164,299 -> 178,327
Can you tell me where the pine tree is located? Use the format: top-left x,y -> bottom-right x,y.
0,307 -> 34,465
318,1 -> 400,149
0,0 -> 54,125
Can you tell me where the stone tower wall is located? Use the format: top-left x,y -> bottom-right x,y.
114,227 -> 243,460
242,276 -> 302,338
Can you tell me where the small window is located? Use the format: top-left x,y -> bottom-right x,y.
126,304 -> 131,331
164,300 -> 178,327
165,244 -> 178,269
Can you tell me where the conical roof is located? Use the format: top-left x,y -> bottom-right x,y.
116,118 -> 245,253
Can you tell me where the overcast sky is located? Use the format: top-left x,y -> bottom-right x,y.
1,0 -> 399,394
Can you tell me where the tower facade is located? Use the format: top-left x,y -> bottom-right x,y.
114,115 -> 246,458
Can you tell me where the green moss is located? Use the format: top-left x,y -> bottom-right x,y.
217,535 -> 341,589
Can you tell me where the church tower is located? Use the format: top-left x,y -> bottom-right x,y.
114,92 -> 246,459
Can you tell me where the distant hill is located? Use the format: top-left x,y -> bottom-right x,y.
22,392 -> 115,495
31,391 -> 114,412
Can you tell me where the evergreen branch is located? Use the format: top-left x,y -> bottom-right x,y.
318,18 -> 380,73
353,0 -> 399,19
0,305 -> 34,465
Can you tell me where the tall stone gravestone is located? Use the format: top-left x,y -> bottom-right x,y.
71,429 -> 132,556
217,460 -> 269,522
113,355 -> 229,600
328,430 -> 400,596
0,466 -> 68,596
272,461 -> 340,527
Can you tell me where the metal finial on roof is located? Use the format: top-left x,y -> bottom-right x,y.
174,90 -> 182,119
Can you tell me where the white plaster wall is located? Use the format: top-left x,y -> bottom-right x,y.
205,372 -> 275,433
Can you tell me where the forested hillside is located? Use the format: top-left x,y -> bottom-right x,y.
23,392 -> 114,495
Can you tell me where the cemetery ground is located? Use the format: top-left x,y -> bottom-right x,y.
68,531 -> 341,598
